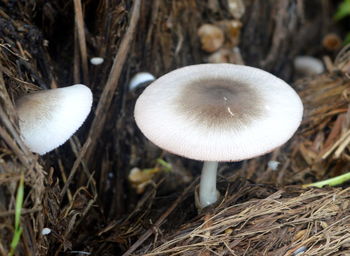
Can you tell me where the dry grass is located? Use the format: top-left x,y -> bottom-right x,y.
137,185 -> 350,256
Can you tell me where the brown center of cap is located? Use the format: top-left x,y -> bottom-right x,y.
176,78 -> 263,129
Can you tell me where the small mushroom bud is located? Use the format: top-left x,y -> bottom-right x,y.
227,0 -> 245,19
129,72 -> 156,91
41,228 -> 52,235
90,57 -> 104,65
197,24 -> 225,53
294,56 -> 324,76
216,20 -> 242,47
322,33 -> 342,52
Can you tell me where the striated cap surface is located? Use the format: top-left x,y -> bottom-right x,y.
134,64 -> 303,161
16,84 -> 93,155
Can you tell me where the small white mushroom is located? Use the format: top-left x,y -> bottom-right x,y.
268,160 -> 280,171
216,20 -> 242,47
90,57 -> 104,65
227,0 -> 245,19
197,24 -> 225,53
15,84 -> 93,155
134,64 -> 303,208
41,228 -> 52,235
294,56 -> 324,75
129,72 -> 155,91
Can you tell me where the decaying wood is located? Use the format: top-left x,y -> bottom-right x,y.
83,0 -> 141,163
73,0 -> 89,83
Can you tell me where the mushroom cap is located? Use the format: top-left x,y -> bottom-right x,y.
134,64 -> 303,162
16,84 -> 93,155
90,57 -> 104,65
294,56 -> 324,75
129,72 -> 156,91
197,24 -> 225,53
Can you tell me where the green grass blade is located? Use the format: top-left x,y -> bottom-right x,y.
303,172 -> 350,188
15,174 -> 24,229
9,173 -> 24,256
10,228 -> 23,249
156,158 -> 172,172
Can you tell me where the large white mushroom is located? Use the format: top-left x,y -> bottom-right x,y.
134,64 -> 303,208
15,84 -> 93,155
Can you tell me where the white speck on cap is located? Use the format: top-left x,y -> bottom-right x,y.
90,57 -> 104,65
16,84 -> 93,155
134,64 -> 303,162
129,72 -> 155,91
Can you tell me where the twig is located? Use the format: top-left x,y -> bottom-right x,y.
0,126 -> 31,170
60,137 -> 91,198
0,67 -> 32,159
69,136 -> 94,190
57,158 -> 73,202
84,0 -> 141,161
73,0 -> 89,83
73,28 -> 80,84
322,129 -> 350,159
0,207 -> 42,217
122,178 -> 198,256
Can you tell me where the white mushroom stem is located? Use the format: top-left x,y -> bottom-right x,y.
199,161 -> 219,208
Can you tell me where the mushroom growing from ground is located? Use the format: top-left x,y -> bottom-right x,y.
322,33 -> 342,52
197,24 -> 225,53
294,56 -> 324,76
129,72 -> 156,91
134,64 -> 303,208
90,57 -> 104,65
15,84 -> 93,155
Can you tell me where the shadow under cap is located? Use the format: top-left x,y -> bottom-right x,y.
176,78 -> 263,129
